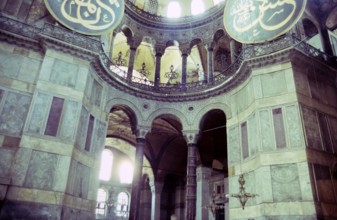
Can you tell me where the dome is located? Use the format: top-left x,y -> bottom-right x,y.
130,0 -> 225,17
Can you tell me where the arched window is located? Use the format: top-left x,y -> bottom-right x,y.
96,188 -> 108,215
116,192 -> 129,216
213,0 -> 224,5
191,0 -> 205,15
119,161 -> 134,184
99,149 -> 113,181
167,1 -> 181,18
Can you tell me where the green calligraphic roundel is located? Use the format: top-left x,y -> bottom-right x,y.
44,0 -> 124,35
223,0 -> 307,43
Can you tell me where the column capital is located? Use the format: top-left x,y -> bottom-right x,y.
183,130 -> 200,145
135,126 -> 150,140
155,45 -> 165,56
127,37 -> 142,50
180,46 -> 191,56
205,41 -> 215,51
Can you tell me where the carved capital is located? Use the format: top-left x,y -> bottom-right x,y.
135,126 -> 150,140
183,130 -> 199,145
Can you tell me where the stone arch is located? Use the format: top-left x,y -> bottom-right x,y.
105,98 -> 147,127
146,108 -> 189,130
302,18 -> 319,38
192,102 -> 231,128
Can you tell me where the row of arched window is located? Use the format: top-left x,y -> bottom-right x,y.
96,189 -> 130,217
98,149 -> 133,184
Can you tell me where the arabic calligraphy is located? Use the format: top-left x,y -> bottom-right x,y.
224,0 -> 307,43
44,0 -> 124,35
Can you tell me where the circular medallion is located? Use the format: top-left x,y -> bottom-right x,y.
44,0 -> 124,35
224,0 -> 307,43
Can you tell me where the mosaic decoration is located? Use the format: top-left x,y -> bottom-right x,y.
224,0 -> 307,43
44,0 -> 124,35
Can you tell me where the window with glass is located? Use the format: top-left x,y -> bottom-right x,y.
119,161 -> 134,184
116,192 -> 129,216
99,149 -> 113,181
167,1 -> 181,18
191,0 -> 205,15
96,188 -> 107,215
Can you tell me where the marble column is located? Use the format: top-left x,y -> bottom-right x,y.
154,52 -> 162,88
320,28 -> 334,57
196,166 -> 212,220
127,47 -> 137,81
109,31 -> 117,59
181,53 -> 188,87
230,39 -> 237,64
129,128 -> 148,220
150,180 -> 164,220
206,43 -> 214,83
184,131 -> 199,220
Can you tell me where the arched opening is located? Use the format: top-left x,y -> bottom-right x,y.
197,109 -> 228,219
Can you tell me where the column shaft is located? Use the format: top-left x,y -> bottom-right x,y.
127,47 -> 137,81
129,138 -> 146,220
182,53 -> 188,87
207,47 -> 214,83
185,143 -> 197,220
154,53 -> 162,87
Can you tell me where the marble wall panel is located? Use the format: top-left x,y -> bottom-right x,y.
255,166 -> 273,204
0,89 -> 4,103
0,148 -> 15,177
272,108 -> 286,148
248,113 -> 259,156
236,82 -> 254,113
228,126 -> 241,164
241,122 -> 249,159
59,100 -> 80,142
0,91 -> 31,136
261,71 -> 287,97
84,72 -> 93,100
75,107 -> 89,150
0,49 -> 23,79
18,57 -> 41,84
259,110 -> 275,151
326,84 -> 337,108
50,59 -> 79,88
11,148 -> 32,186
328,117 -> 337,153
285,105 -> 305,148
66,159 -> 77,195
293,64 -> 310,96
91,80 -> 103,107
53,156 -> 71,192
308,75 -> 321,100
44,97 -> 64,136
91,120 -> 107,154
73,162 -> 90,199
301,106 -> 322,150
271,164 -> 302,202
24,150 -> 58,190
26,92 -> 50,135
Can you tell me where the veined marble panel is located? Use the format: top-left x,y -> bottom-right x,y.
0,49 -> 23,79
248,113 -> 259,156
75,106 -> 89,150
0,91 -> 31,136
24,150 -> 58,190
0,88 -> 4,103
0,147 -> 15,177
228,125 -> 241,165
259,110 -> 275,151
91,80 -> 103,107
59,100 -> 80,142
301,106 -> 322,150
329,117 -> 337,153
84,72 -> 93,100
50,59 -> 79,88
11,147 -> 32,186
271,163 -> 302,202
261,70 -> 287,97
53,155 -> 71,192
285,105 -> 304,148
91,120 -> 107,154
26,92 -> 50,135
18,57 -> 41,84
73,162 -> 90,199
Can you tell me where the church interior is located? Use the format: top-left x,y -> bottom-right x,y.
0,0 -> 337,219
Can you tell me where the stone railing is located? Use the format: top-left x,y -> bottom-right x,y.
1,14 -> 335,98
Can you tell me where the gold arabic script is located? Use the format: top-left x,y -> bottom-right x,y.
60,0 -> 121,31
230,0 -> 296,34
